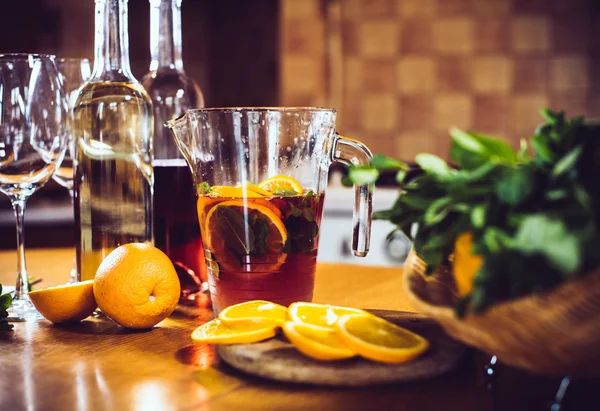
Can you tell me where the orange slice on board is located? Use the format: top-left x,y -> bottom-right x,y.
283,321 -> 356,361
203,200 -> 288,272
257,175 -> 303,195
335,314 -> 429,364
191,318 -> 278,344
218,300 -> 288,327
288,302 -> 366,330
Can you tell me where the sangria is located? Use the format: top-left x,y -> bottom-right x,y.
197,177 -> 324,312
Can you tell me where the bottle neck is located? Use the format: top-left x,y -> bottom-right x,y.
92,0 -> 134,81
149,0 -> 184,71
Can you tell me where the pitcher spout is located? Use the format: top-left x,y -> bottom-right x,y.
164,112 -> 193,167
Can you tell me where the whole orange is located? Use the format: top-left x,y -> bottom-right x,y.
93,243 -> 180,329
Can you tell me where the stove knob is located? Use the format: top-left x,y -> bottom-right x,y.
385,232 -> 411,263
341,238 -> 351,256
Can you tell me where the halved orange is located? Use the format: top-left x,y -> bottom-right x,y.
191,318 -> 278,344
28,280 -> 97,324
204,200 -> 288,272
283,321 -> 356,361
258,175 -> 303,195
335,314 -> 429,364
218,300 -> 288,327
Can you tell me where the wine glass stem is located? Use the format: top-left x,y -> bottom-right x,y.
11,198 -> 29,299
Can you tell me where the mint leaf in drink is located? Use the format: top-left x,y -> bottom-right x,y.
252,216 -> 270,256
290,203 -> 302,217
215,206 -> 255,257
303,208 -> 315,222
273,188 -> 299,196
198,182 -> 211,195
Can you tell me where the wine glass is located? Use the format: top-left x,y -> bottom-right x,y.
53,58 -> 91,283
0,54 -> 69,320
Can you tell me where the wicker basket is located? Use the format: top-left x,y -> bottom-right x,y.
403,250 -> 600,376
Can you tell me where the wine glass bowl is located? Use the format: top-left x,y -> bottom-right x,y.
0,53 -> 69,320
52,58 -> 91,194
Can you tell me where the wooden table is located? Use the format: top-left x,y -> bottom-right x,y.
0,249 -> 596,411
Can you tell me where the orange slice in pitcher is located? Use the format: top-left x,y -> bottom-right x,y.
204,200 -> 288,272
209,185 -> 264,198
257,175 -> 303,195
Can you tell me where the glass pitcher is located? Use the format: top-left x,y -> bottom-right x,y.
166,107 -> 372,313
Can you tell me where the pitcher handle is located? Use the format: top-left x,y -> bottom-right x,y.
331,134 -> 373,257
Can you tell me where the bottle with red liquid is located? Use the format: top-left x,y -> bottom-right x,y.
141,0 -> 207,302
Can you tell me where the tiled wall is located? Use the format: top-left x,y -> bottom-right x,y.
280,0 -> 600,161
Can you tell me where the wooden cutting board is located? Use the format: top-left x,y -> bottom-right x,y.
217,310 -> 466,387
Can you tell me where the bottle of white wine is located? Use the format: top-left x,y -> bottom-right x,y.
142,0 -> 206,282
73,0 -> 154,281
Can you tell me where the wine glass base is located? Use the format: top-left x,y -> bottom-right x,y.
7,298 -> 42,322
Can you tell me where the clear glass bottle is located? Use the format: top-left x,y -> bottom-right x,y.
73,0 -> 154,281
142,0 -> 207,286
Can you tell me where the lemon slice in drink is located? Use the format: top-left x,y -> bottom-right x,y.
191,318 -> 278,344
335,314 -> 429,364
288,302 -> 365,330
218,300 -> 288,327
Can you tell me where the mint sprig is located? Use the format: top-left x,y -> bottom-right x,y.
0,284 -> 14,332
348,109 -> 600,315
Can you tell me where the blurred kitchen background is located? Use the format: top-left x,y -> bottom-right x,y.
1,0 -> 599,265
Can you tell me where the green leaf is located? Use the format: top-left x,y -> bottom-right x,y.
574,183 -> 591,211
395,170 -> 407,184
470,203 -> 486,228
399,194 -> 434,210
290,203 -> 302,217
303,208 -> 315,222
539,108 -> 560,124
348,166 -> 379,185
0,293 -> 12,311
198,182 -> 211,195
515,215 -> 581,274
482,228 -> 514,253
531,133 -> 555,163
552,146 -> 582,178
518,139 -> 530,162
450,128 -> 517,170
415,154 -> 452,177
423,197 -> 452,226
494,167 -> 534,206
371,154 -> 408,171
215,206 -> 255,256
252,217 -> 270,256
302,189 -> 314,204
273,188 -> 299,196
